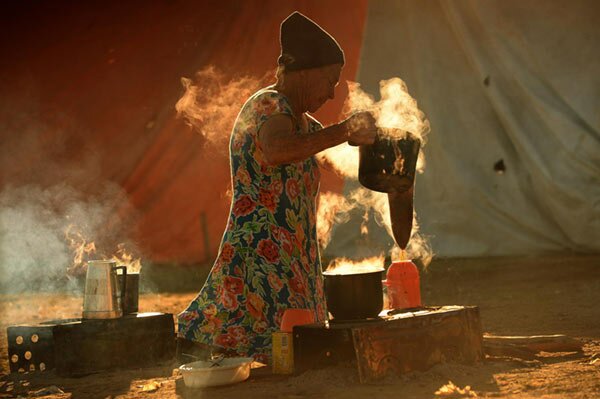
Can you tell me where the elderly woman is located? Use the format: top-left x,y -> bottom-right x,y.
178,11 -> 376,362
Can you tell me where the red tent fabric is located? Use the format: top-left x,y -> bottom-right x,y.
0,1 -> 368,262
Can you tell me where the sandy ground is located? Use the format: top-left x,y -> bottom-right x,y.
0,255 -> 599,398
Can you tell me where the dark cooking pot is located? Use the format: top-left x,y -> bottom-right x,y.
323,269 -> 384,320
359,129 -> 420,193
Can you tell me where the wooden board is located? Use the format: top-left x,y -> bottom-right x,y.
483,334 -> 583,359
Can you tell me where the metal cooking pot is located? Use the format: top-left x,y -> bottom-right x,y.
358,129 -> 420,193
323,269 -> 384,320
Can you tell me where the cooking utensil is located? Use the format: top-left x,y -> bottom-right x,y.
209,354 -> 225,368
358,129 -> 420,194
82,260 -> 126,319
179,357 -> 253,388
323,269 -> 384,320
117,272 -> 139,314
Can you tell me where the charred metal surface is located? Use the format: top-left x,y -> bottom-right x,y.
293,322 -> 358,373
7,312 -> 175,376
293,306 -> 483,383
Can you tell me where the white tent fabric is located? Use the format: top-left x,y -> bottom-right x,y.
325,0 -> 600,258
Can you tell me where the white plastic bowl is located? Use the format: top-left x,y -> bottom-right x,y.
179,357 -> 253,388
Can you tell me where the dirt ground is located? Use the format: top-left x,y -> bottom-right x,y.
0,255 -> 599,398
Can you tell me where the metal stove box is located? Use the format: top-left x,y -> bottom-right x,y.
293,306 -> 483,383
7,312 -> 175,376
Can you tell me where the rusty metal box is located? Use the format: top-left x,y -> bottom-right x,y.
293,306 -> 483,383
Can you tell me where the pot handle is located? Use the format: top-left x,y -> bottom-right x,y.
114,265 -> 127,314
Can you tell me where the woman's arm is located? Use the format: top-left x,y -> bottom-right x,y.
259,112 -> 376,166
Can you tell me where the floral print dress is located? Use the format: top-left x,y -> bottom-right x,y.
178,88 -> 327,363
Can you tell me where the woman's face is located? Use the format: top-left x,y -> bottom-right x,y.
302,64 -> 343,113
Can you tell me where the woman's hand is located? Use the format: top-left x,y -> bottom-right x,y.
344,111 -> 378,146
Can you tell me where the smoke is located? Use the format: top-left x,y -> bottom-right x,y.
316,78 -> 434,266
175,66 -> 272,150
0,93 -> 141,294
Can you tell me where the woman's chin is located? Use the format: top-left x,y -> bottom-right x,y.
308,101 -> 325,113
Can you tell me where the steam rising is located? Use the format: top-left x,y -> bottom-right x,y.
317,78 -> 433,266
342,78 -> 430,141
0,183 -> 142,293
317,192 -> 352,249
0,99 -> 142,294
176,66 -> 271,148
176,70 -> 434,265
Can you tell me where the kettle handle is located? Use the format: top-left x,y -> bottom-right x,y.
114,266 -> 127,314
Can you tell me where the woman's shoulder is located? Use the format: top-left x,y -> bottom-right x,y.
245,87 -> 293,117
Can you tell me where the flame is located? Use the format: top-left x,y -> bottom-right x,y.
176,66 -> 271,148
64,224 -> 96,275
64,224 -> 141,274
106,243 -> 142,273
325,255 -> 385,275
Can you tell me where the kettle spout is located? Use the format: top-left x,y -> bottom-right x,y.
388,187 -> 414,249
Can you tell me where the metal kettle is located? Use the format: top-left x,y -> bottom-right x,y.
358,128 -> 420,194
82,260 -> 127,319
358,128 -> 420,249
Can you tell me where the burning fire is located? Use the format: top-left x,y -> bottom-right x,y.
107,243 -> 142,273
316,78 -> 434,266
64,224 -> 141,275
64,224 -> 96,275
325,256 -> 385,275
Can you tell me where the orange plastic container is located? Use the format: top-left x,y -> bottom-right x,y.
280,309 -> 315,333
384,260 -> 421,309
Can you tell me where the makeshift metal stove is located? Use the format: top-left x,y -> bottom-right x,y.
7,262 -> 175,376
7,313 -> 175,376
293,306 -> 483,383
300,258 -> 483,383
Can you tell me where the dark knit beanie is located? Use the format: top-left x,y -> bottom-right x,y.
278,11 -> 345,71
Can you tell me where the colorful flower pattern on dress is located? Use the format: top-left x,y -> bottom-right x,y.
177,89 -> 327,362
